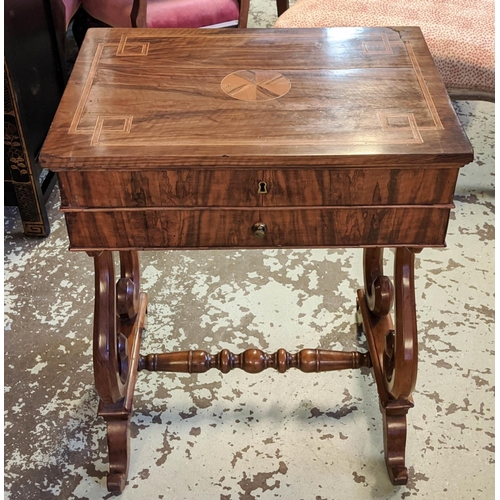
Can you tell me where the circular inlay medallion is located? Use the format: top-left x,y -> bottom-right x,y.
221,70 -> 291,101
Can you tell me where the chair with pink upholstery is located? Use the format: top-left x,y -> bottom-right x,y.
274,0 -> 495,102
70,0 -> 249,46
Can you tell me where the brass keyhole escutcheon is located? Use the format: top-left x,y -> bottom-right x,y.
252,222 -> 267,238
258,181 -> 268,194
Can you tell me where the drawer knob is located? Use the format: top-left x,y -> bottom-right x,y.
252,222 -> 267,239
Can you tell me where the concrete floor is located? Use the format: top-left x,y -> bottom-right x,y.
4,3 -> 495,499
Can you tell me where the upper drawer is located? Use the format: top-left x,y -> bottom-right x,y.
58,166 -> 459,209
58,170 -> 261,209
262,168 -> 459,206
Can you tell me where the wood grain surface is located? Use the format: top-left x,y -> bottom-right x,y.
40,27 -> 473,170
65,207 -> 450,250
58,167 -> 459,209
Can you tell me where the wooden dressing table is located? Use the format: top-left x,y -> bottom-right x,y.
40,27 -> 473,492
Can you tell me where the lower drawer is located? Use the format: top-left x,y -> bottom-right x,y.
65,207 -> 450,250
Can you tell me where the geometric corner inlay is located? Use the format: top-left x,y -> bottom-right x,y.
378,113 -> 423,144
221,70 -> 291,101
91,116 -> 133,146
116,36 -> 149,56
361,34 -> 393,54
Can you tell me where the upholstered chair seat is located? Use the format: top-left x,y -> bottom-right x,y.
81,0 -> 241,29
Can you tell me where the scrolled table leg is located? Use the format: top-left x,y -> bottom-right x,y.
363,248 -> 394,317
90,251 -> 147,493
384,247 -> 419,401
91,251 -> 127,405
358,246 -> 421,485
117,251 -> 141,321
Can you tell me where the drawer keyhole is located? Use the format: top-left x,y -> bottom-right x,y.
258,181 -> 268,194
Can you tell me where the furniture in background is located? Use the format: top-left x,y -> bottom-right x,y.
40,27 -> 473,492
72,0 -> 250,46
49,0 -> 84,77
275,0 -> 495,102
4,0 -> 70,237
4,0 -> 252,237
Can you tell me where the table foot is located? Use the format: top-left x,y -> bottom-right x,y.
102,410 -> 130,492
382,399 -> 413,485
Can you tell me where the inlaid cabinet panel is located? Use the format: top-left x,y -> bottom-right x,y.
40,28 -> 473,171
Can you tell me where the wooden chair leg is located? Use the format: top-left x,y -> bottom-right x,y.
238,0 -> 250,28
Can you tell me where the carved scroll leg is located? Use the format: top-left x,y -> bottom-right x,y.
99,294 -> 147,493
91,251 -> 126,406
388,247 -> 419,401
90,251 -> 147,493
358,291 -> 409,484
359,247 -> 420,485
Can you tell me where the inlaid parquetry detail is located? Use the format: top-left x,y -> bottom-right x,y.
378,114 -> 423,143
65,32 -> 446,148
221,70 -> 291,101
361,34 -> 394,54
91,116 -> 133,146
116,35 -> 149,56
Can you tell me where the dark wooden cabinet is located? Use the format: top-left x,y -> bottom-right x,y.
4,0 -> 66,236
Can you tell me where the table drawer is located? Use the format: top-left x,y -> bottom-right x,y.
263,168 -> 459,206
65,207 -> 450,250
58,170 -> 261,209
58,167 -> 459,209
